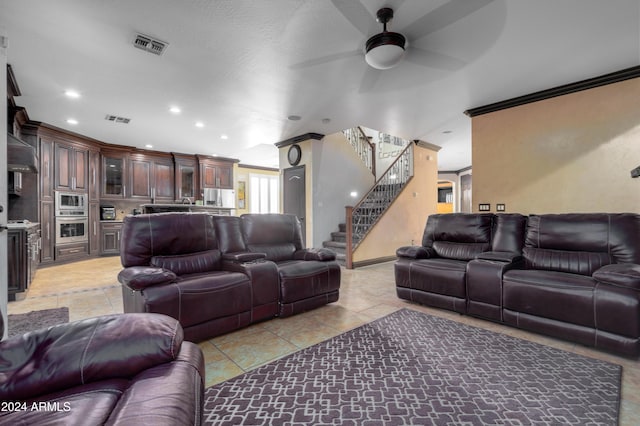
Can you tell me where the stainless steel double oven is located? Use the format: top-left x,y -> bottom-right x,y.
54,191 -> 88,244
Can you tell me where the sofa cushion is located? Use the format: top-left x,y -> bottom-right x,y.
142,273 -> 252,327
422,213 -> 494,248
151,249 -> 221,276
523,247 -> 611,276
121,213 -> 218,267
276,261 -> 341,303
398,258 -> 468,298
503,269 -> 596,327
432,241 -> 492,261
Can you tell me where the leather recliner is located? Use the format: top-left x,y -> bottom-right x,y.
240,214 -> 341,317
118,212 -> 280,342
395,213 -> 495,314
0,312 -> 204,425
500,213 -> 640,356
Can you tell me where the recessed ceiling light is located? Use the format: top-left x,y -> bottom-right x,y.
66,118 -> 78,125
350,191 -> 358,197
145,144 -> 153,148
169,106 -> 181,114
287,115 -> 301,121
64,90 -> 80,99
195,121 -> 205,128
220,134 -> 228,140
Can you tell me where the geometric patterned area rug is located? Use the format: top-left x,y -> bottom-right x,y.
204,308 -> 621,425
7,307 -> 69,338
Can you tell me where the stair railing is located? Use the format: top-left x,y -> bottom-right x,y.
345,140 -> 414,268
342,126 -> 376,175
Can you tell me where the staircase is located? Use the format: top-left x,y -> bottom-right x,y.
323,224 -> 347,266
322,127 -> 414,269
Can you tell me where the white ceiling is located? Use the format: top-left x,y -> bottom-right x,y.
2,0 -> 639,171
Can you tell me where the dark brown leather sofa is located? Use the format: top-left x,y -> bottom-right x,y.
396,213 -> 640,356
0,312 -> 204,425
118,212 -> 340,341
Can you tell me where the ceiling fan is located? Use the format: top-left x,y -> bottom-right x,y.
291,0 -> 496,91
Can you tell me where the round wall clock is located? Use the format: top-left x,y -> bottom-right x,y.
287,144 -> 302,166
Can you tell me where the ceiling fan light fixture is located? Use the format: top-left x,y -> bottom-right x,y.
365,32 -> 406,69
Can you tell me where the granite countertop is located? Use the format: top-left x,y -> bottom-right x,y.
6,221 -> 40,230
141,204 -> 234,209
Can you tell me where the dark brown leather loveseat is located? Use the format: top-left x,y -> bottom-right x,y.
118,212 -> 340,341
396,213 -> 640,356
0,312 -> 204,425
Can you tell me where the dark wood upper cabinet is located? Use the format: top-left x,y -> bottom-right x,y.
129,153 -> 174,202
54,141 -> 88,192
173,153 -> 197,201
197,156 -> 235,191
101,151 -> 127,199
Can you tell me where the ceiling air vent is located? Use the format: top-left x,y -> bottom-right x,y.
105,114 -> 131,124
133,33 -> 168,56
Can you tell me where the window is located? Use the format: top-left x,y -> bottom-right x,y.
249,174 -> 279,213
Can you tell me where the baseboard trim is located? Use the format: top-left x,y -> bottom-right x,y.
351,256 -> 397,269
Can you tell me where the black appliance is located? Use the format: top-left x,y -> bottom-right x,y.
100,205 -> 116,220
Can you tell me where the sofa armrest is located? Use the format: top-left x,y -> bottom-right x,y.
0,313 -> 183,401
118,266 -> 177,291
593,264 -> 640,290
396,246 -> 434,259
475,251 -> 523,263
293,248 -> 336,261
222,252 -> 266,263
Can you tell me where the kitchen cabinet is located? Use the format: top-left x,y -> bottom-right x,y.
40,201 -> 54,264
129,154 -> 174,202
39,137 -> 54,202
198,156 -> 234,190
173,154 -> 197,201
101,151 -> 127,199
88,149 -> 100,202
55,242 -> 89,261
54,141 -> 88,192
89,202 -> 100,255
8,224 -> 40,301
101,222 -> 123,255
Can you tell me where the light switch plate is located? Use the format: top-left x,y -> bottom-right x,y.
496,203 -> 506,212
478,203 -> 490,211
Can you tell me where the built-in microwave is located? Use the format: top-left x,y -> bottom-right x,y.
55,191 -> 88,217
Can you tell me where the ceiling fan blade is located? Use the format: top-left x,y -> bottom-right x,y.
403,0 -> 496,41
358,67 -> 381,93
290,50 -> 361,69
405,47 -> 465,71
330,0 -> 375,36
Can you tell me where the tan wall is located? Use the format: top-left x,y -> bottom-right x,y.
353,144 -> 439,264
472,77 -> 640,214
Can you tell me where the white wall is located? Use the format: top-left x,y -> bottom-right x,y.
310,133 -> 375,248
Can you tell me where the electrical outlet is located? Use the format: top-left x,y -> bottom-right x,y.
496,203 -> 506,212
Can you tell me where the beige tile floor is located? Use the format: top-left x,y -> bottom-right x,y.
8,256 -> 640,425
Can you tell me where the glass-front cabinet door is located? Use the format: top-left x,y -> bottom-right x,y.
102,153 -> 126,198
180,165 -> 195,198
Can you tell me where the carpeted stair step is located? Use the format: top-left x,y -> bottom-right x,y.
331,231 -> 346,243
